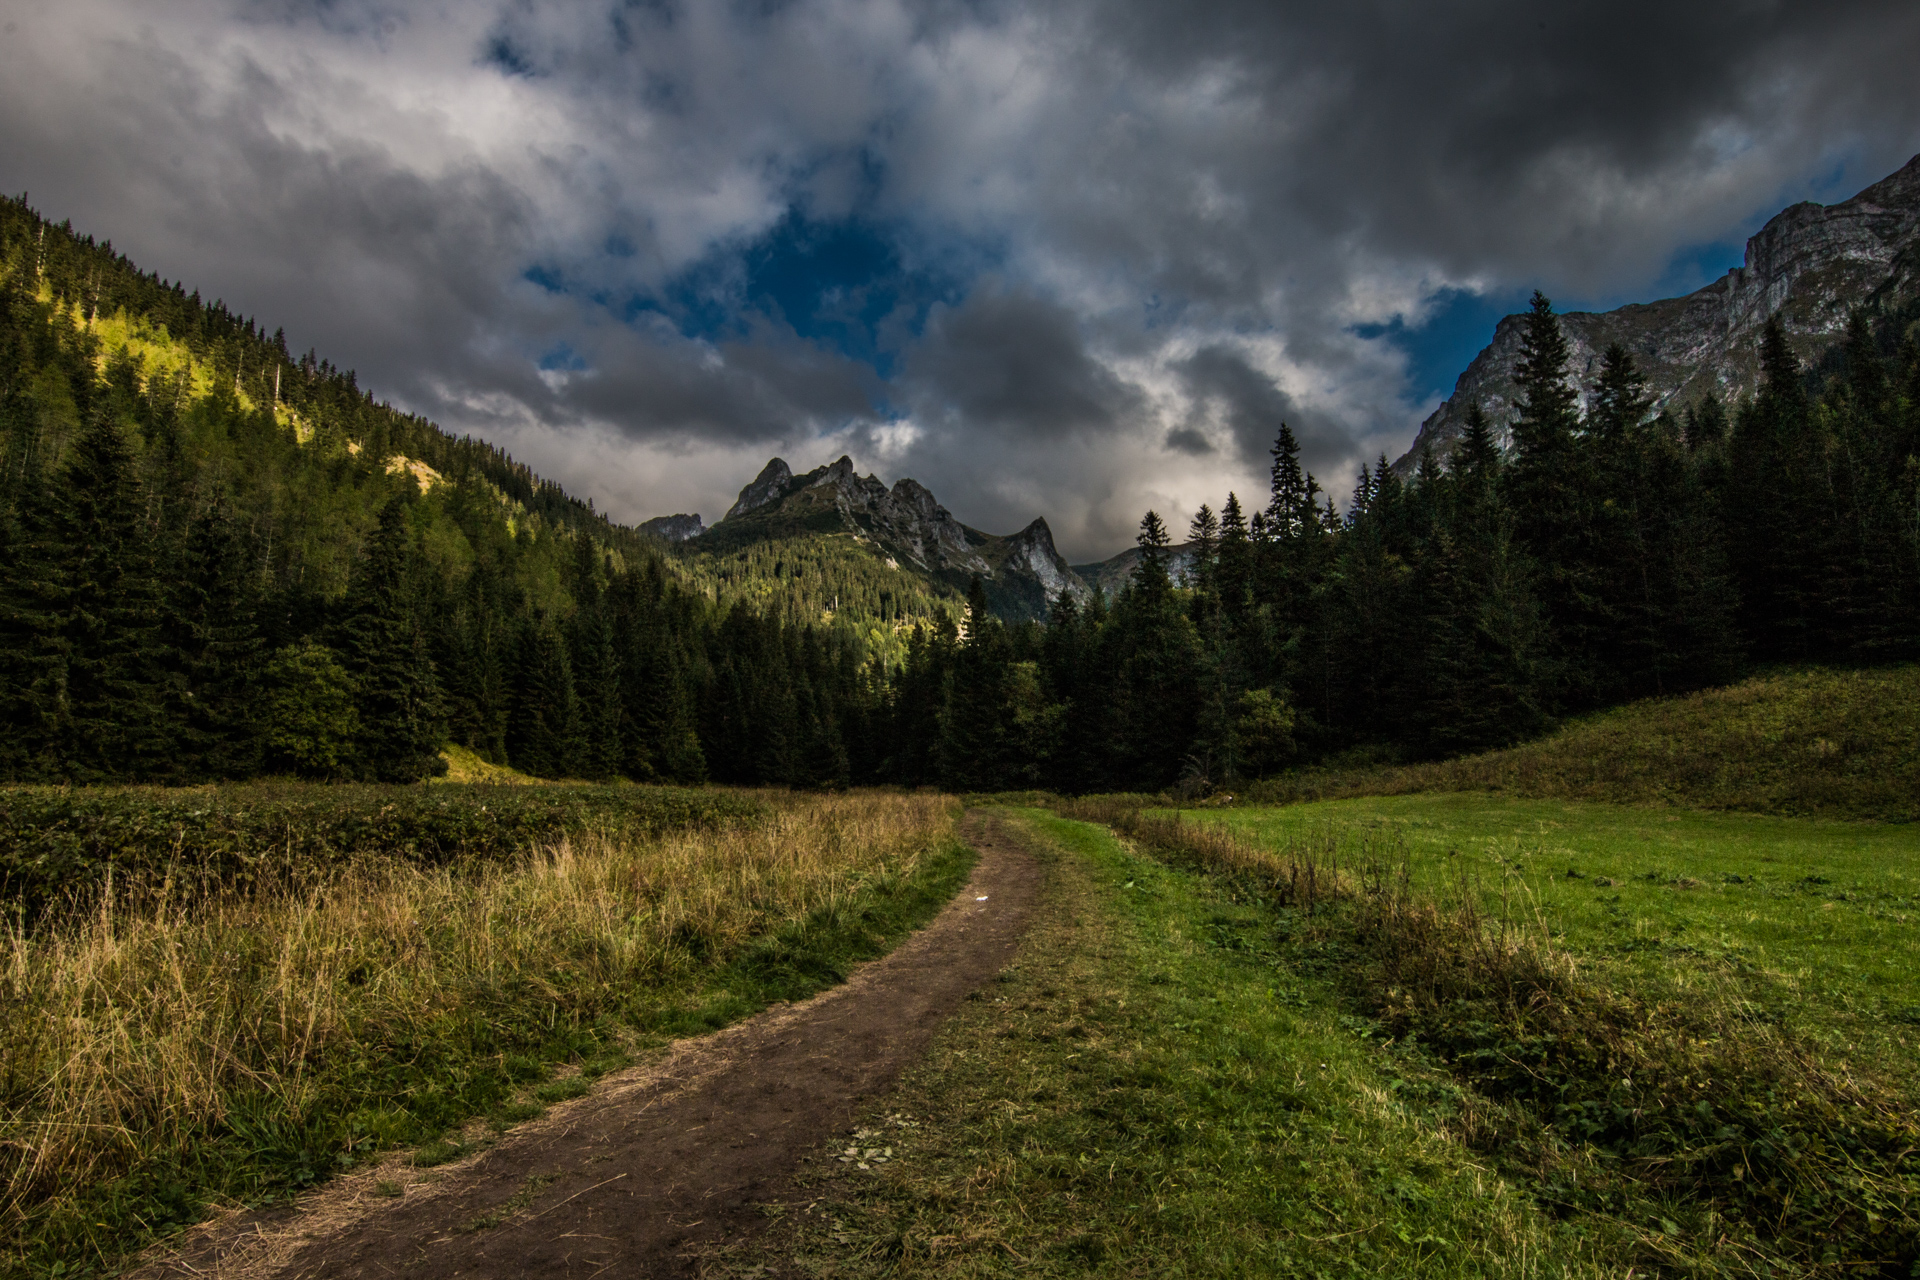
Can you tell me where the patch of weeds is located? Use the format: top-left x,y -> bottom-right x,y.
410,1138 -> 471,1169
458,1173 -> 559,1234
533,1075 -> 592,1105
494,1102 -> 544,1126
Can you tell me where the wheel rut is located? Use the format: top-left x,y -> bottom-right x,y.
139,810 -> 1042,1280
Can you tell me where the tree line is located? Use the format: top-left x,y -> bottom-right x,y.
3,187 -> 1915,793
867,293 -> 1920,793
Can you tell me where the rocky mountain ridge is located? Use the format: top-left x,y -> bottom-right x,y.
1395,151 -> 1920,472
690,455 -> 1093,620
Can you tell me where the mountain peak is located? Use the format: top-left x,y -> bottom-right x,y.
724,457 -> 795,519
704,456 -> 1088,618
1394,151 -> 1920,473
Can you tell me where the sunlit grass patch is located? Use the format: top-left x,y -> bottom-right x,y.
1145,798 -> 1920,1276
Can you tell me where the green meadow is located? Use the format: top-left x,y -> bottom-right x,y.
1193,795 -> 1920,1053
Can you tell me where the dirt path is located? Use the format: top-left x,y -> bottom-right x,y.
139,811 -> 1040,1280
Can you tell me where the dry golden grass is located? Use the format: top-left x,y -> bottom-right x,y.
0,790 -> 958,1267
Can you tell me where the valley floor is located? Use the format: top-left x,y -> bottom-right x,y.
15,788 -> 1916,1277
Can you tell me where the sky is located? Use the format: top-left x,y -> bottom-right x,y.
2,1 -> 1918,561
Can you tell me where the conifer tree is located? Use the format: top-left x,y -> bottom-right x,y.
938,576 -> 1015,792
1505,291 -> 1605,705
567,537 -> 621,779
333,497 -> 447,781
36,409 -> 170,779
1188,503 -> 1219,561
1726,316 -> 1822,658
508,611 -> 578,778
164,499 -> 265,778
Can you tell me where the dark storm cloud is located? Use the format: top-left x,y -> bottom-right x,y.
1048,0 -> 1920,305
549,326 -> 879,446
1176,345 -> 1357,484
900,284 -> 1139,439
1,0 -> 1915,557
1164,427 -> 1213,456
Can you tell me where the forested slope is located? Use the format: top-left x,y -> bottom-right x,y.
0,198 -> 870,787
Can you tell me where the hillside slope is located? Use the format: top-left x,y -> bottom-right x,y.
1249,666 -> 1920,821
1398,152 -> 1920,470
0,198 -> 852,788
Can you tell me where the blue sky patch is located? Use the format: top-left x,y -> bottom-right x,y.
641,208 -> 967,380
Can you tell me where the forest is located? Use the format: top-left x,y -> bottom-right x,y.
2,193 -> 1916,793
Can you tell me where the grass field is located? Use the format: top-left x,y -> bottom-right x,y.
0,791 -> 971,1278
1196,795 -> 1920,1049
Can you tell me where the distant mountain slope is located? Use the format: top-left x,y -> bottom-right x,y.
1070,542 -> 1201,599
1396,152 -> 1920,471
677,456 -> 1091,622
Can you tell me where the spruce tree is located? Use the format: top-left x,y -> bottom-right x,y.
333,497 -> 447,781
937,577 -> 1014,791
1505,291 -> 1605,705
164,499 -> 265,779
1726,316 -> 1822,658
32,409 -> 171,779
507,611 -> 579,778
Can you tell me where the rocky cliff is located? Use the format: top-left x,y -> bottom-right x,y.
1395,152 -> 1920,472
639,513 -> 705,541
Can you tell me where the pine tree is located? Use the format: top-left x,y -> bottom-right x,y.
937,577 -> 1015,791
1188,503 -> 1219,560
163,499 -> 265,778
1726,316 -> 1822,658
567,537 -> 621,779
507,611 -> 579,778
1505,291 -> 1605,706
333,497 -> 446,781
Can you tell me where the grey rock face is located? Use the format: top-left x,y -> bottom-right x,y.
724,457 -> 795,519
639,513 -> 705,541
1394,152 -> 1920,474
1004,519 -> 1092,605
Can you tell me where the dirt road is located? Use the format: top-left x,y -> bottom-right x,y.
140,811 -> 1041,1280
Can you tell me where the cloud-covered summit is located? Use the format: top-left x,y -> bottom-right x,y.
2,0 -> 1916,559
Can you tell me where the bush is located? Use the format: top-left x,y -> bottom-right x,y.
0,782 -> 762,920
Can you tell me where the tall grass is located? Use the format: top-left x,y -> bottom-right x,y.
0,791 -> 961,1274
1067,800 -> 1920,1277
